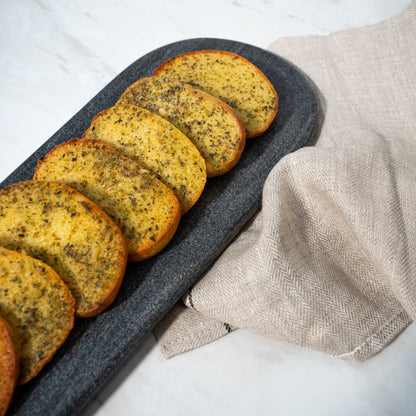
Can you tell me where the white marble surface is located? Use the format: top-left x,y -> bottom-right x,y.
1,1 -> 414,415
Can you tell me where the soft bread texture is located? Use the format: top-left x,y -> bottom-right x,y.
83,104 -> 206,213
0,247 -> 74,385
117,77 -> 246,177
0,181 -> 128,317
34,139 -> 181,262
0,315 -> 18,416
153,50 -> 278,138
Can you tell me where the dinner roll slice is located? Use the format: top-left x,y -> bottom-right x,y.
0,314 -> 18,415
0,247 -> 74,385
153,50 -> 278,138
117,77 -> 246,177
83,104 -> 206,213
35,139 -> 181,262
0,181 -> 127,317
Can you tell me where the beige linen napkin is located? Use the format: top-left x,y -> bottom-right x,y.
154,1 -> 416,361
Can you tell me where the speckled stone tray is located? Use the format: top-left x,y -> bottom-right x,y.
3,38 -> 322,416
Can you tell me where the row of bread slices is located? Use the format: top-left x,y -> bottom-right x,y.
0,50 -> 278,415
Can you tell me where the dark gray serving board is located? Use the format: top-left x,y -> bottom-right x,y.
4,38 -> 322,416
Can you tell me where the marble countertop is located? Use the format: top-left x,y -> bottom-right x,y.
1,1 -> 414,415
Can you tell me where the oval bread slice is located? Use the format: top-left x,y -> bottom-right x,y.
153,50 -> 278,138
117,76 -> 246,177
0,314 -> 18,415
0,181 -> 128,317
34,139 -> 181,262
0,247 -> 74,385
83,104 -> 206,213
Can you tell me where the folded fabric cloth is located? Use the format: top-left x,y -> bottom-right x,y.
154,0 -> 416,361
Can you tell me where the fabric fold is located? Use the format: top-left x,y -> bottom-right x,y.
154,0 -> 416,361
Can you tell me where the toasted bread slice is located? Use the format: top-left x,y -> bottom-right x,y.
0,247 -> 74,385
83,104 -> 206,213
0,181 -> 127,317
117,77 -> 246,177
153,50 -> 278,138
34,139 -> 181,262
0,314 -> 18,415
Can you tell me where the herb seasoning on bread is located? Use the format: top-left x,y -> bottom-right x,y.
35,139 -> 181,262
117,77 -> 246,177
0,247 -> 74,385
0,181 -> 127,317
153,50 -> 278,138
83,104 -> 206,213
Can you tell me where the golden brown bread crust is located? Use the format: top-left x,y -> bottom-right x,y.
82,104 -> 207,213
0,247 -> 74,385
188,87 -> 246,176
0,181 -> 128,318
34,139 -> 181,262
0,315 -> 18,416
117,77 -> 246,177
153,50 -> 278,138
128,205 -> 180,262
